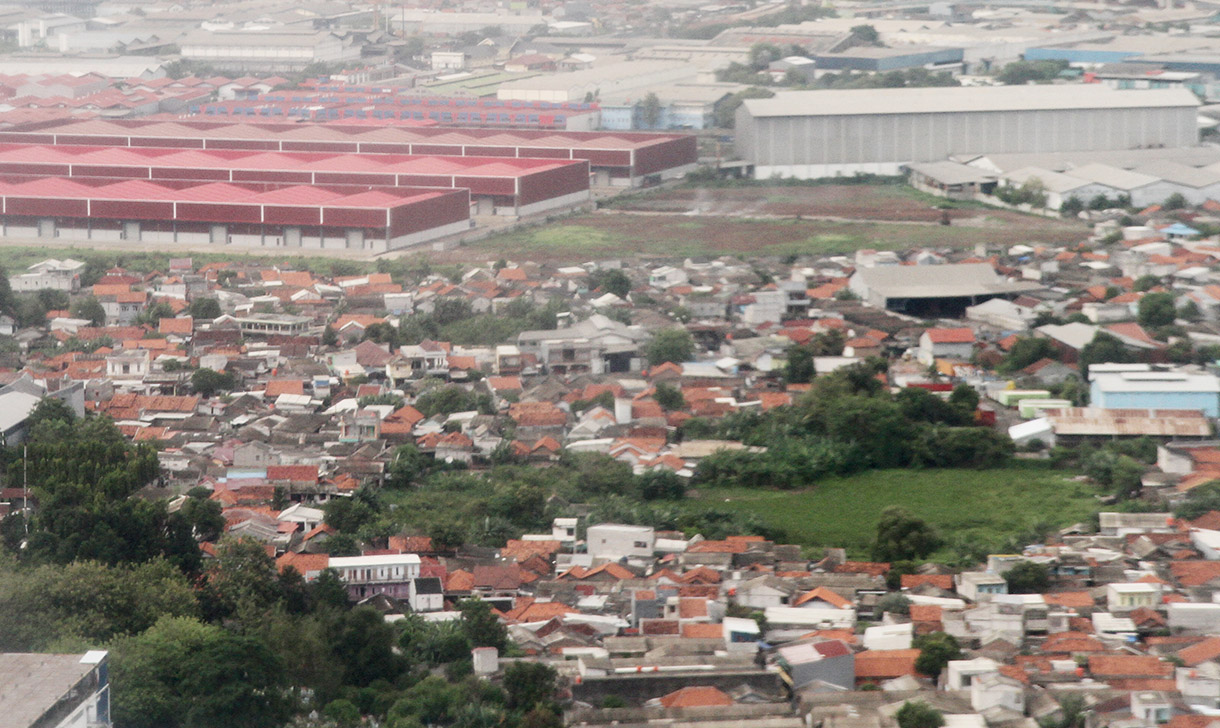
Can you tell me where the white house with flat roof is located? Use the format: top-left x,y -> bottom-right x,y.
586,524 -> 654,560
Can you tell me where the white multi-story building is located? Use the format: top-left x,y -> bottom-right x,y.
328,553 -> 422,600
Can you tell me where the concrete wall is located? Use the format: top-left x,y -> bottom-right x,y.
570,670 -> 782,706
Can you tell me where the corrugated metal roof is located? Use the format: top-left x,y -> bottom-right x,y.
743,85 -> 1200,118
0,176 -> 452,210
1047,407 -> 1211,437
0,142 -> 578,179
8,118 -> 685,151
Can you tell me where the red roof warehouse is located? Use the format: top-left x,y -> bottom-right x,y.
0,119 -> 699,184
0,144 -> 590,216
0,177 -> 471,251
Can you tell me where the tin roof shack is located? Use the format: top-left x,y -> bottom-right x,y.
1045,408 -> 1212,446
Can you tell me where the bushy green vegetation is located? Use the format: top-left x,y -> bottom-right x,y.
686,363 -> 1010,491
994,59 -> 1070,85
368,297 -> 565,348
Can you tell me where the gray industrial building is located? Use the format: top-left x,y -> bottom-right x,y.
735,85 -> 1200,179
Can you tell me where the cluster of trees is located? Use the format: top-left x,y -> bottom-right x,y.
647,328 -> 695,365
1059,193 -> 1134,217
323,445 -> 768,554
1049,437 -> 1157,500
0,400 -> 211,570
993,59 -> 1070,85
687,364 -> 1009,492
364,297 -> 565,349
994,178 -> 1048,208
803,68 -> 958,90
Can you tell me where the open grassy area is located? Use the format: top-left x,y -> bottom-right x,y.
466,202 -> 1088,262
685,463 -> 1099,558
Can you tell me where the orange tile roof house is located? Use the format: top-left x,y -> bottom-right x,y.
855,649 -> 923,684
920,327 -> 976,361
658,686 -> 734,708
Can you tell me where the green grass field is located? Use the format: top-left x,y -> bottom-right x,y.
685,464 -> 1099,558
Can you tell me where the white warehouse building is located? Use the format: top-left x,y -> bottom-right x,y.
734,85 -> 1200,179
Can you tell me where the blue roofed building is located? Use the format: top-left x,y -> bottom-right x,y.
1090,370 -> 1220,417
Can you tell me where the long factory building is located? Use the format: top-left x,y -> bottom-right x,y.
0,144 -> 590,217
0,119 -> 697,252
0,119 -> 699,185
735,85 -> 1200,179
0,177 -> 471,252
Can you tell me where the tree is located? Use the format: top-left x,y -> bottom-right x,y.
1078,332 -> 1132,377
785,343 -> 815,383
1163,192 -> 1188,211
458,597 -> 508,651
503,661 -> 557,712
1179,300 -> 1202,322
15,295 -> 47,328
428,522 -> 466,551
715,86 -> 774,128
139,301 -> 175,325
190,367 -> 235,397
850,24 -> 880,44
639,92 -> 663,129
896,701 -> 945,728
647,328 -> 695,365
998,337 -> 1056,373
1060,196 -> 1084,217
330,606 -> 403,686
0,559 -> 198,652
0,265 -> 13,316
109,616 -> 290,728
1138,291 -> 1177,329
322,700 -> 362,728
324,493 -> 379,533
872,507 -> 941,562
25,396 -> 76,430
1133,274 -> 1161,292
654,382 -> 685,411
322,325 -> 338,346
1003,561 -> 1050,594
875,593 -> 912,617
202,537 -> 284,621
914,632 -> 961,678
71,295 -> 106,325
948,383 -> 979,416
188,297 -> 221,319
590,269 -> 631,298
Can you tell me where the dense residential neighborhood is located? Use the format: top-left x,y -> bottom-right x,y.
14,0 -> 1220,724
10,201 -> 1220,727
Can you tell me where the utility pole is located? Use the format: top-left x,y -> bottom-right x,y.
22,444 -> 28,536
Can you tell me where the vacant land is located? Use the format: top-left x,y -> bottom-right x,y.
686,464 -> 1098,558
608,183 -> 986,222
457,184 -> 1087,263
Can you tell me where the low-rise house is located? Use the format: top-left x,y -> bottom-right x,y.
587,524 -> 654,561
919,327 -> 976,364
